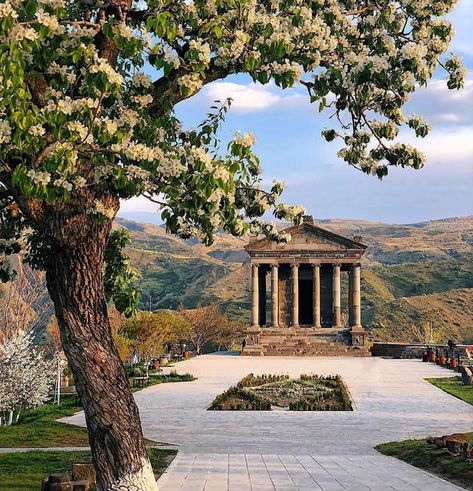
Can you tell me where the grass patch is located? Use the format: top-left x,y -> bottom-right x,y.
376,438 -> 473,490
426,376 -> 473,406
0,372 -> 196,448
0,396 -> 88,448
0,448 -> 176,491
130,370 -> 196,393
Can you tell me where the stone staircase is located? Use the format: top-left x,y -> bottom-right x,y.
242,328 -> 371,357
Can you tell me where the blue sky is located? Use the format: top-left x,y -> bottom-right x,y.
120,1 -> 473,225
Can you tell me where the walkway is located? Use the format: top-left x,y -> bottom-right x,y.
158,453 -> 462,490
63,354 -> 473,490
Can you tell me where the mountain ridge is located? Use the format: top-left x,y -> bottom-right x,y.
115,215 -> 473,343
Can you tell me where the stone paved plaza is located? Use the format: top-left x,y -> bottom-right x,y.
64,354 -> 473,490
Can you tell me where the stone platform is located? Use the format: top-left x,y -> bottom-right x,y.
241,327 -> 371,357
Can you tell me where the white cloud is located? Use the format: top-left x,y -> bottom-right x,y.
407,78 -> 473,126
120,195 -> 158,213
199,81 -> 306,114
419,128 -> 473,163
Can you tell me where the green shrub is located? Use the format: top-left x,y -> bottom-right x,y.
209,386 -> 271,410
237,373 -> 290,388
210,373 -> 352,412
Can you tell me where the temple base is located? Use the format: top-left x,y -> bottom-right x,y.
241,326 -> 370,357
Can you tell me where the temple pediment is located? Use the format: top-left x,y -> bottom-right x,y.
245,222 -> 367,254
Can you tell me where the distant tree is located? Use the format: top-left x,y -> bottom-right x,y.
123,310 -> 189,362
109,307 -> 131,363
0,257 -> 51,343
182,305 -> 232,355
411,321 -> 442,344
215,317 -> 246,351
0,330 -> 54,425
46,317 -> 62,353
0,0 -> 464,486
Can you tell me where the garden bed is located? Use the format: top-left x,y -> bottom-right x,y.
209,373 -> 352,411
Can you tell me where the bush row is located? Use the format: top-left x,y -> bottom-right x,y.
237,373 -> 290,388
209,386 -> 271,410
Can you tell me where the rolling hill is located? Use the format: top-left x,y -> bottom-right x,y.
115,216 -> 473,343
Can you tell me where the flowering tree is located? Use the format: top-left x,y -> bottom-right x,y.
0,329 -> 54,425
0,0 -> 465,488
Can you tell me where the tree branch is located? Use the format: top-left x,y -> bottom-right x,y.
151,60 -> 233,114
127,9 -> 149,21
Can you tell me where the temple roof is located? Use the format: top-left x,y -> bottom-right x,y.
245,222 -> 367,257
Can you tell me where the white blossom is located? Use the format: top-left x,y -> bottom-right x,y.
0,330 -> 54,426
233,131 -> 256,148
0,121 -> 12,144
28,124 -> 46,137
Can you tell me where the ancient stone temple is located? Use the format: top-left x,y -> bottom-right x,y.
241,216 -> 370,356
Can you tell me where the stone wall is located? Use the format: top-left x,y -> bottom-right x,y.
371,342 -> 473,360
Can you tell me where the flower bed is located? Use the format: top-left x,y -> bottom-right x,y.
209,373 -> 352,411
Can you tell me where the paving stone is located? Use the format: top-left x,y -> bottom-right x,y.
62,355 -> 469,490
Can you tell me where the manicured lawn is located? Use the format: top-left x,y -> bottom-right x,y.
426,376 -> 473,406
130,370 -> 196,392
376,437 -> 473,490
0,371 -> 196,448
0,396 -> 89,448
0,448 -> 176,491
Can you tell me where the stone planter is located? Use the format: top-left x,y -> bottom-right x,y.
435,436 -> 447,448
429,352 -> 436,362
43,473 -> 70,491
463,442 -> 473,462
72,464 -> 95,485
159,357 -> 168,367
446,439 -> 463,456
439,355 -> 446,366
461,366 -> 473,385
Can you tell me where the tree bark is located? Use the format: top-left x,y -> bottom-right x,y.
44,214 -> 158,491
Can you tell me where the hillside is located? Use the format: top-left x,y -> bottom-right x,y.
116,216 -> 473,343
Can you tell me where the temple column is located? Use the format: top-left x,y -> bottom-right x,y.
271,264 -> 279,327
350,264 -> 362,328
332,264 -> 341,327
312,264 -> 321,328
291,263 -> 299,327
251,263 -> 259,327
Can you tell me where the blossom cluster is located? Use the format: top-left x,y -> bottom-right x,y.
0,330 -> 54,425
0,0 -> 466,247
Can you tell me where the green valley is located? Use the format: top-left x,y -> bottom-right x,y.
116,216 -> 473,343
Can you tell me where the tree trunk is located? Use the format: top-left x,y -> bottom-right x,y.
44,217 -> 158,491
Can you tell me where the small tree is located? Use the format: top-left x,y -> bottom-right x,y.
213,316 -> 245,351
411,321 -> 442,344
0,330 -> 54,425
0,257 -> 51,343
123,310 -> 189,363
182,305 -> 231,354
